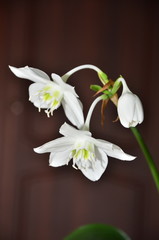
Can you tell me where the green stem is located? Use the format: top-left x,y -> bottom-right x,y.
131,127 -> 159,192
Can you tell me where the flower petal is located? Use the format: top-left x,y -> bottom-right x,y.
118,93 -> 136,127
51,73 -> 78,96
100,143 -> 136,161
34,137 -> 73,153
9,66 -> 50,84
29,82 -> 48,108
62,93 -> 84,128
49,148 -> 71,167
94,138 -> 135,160
134,95 -> 144,123
59,122 -> 91,137
79,148 -> 108,181
93,138 -> 113,150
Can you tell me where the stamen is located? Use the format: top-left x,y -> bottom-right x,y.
45,109 -> 51,118
72,164 -> 78,170
30,84 -> 63,116
71,140 -> 96,171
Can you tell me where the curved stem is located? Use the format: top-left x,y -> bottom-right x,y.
116,76 -> 131,94
83,96 -> 103,131
131,127 -> 159,192
62,64 -> 102,82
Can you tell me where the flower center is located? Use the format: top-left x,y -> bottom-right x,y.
70,140 -> 95,170
38,84 -> 63,117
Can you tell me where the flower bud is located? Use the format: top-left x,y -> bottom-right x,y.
117,77 -> 144,128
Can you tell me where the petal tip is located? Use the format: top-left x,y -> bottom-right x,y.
8,65 -> 15,71
33,147 -> 41,153
128,155 -> 136,161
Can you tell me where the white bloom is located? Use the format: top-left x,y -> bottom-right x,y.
34,122 -> 135,181
117,77 -> 144,128
9,66 -> 84,128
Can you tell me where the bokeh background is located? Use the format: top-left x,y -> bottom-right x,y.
0,0 -> 159,239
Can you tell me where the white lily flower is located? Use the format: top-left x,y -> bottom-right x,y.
9,66 -> 84,128
117,77 -> 144,128
34,122 -> 135,181
34,96 -> 136,181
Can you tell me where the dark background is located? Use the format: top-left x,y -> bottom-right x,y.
0,0 -> 159,239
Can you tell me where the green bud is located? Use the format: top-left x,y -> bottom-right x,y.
90,84 -> 102,92
111,80 -> 121,95
98,71 -> 109,84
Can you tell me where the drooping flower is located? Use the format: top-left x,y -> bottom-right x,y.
9,66 -> 84,128
117,77 -> 144,128
34,95 -> 136,181
34,122 -> 135,181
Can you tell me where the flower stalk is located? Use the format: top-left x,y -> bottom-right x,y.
83,95 -> 104,131
131,127 -> 159,192
62,64 -> 108,84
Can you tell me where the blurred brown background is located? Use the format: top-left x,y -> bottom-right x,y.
0,0 -> 159,239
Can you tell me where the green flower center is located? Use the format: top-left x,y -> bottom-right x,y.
72,149 -> 91,160
38,85 -> 63,117
70,141 -> 95,169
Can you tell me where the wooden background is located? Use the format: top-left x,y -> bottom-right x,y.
0,0 -> 159,239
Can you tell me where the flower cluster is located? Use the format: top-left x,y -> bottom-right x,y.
9,64 -> 144,181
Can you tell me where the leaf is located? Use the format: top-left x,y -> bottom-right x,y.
64,224 -> 131,240
90,84 -> 102,92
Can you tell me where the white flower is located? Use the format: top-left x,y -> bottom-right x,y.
117,77 -> 144,128
9,66 -> 84,128
34,122 -> 135,181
